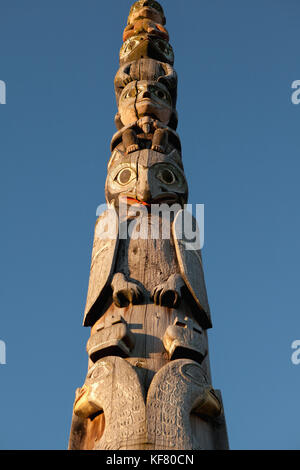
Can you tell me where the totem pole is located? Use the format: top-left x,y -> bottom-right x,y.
68,0 -> 229,451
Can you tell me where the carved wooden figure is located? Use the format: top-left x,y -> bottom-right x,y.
111,117 -> 181,156
114,59 -> 177,106
68,0 -> 229,451
127,1 -> 166,27
123,19 -> 169,43
120,35 -> 174,66
117,80 -> 175,127
114,80 -> 178,155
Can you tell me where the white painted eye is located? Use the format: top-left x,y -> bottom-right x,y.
123,86 -> 137,100
115,167 -> 137,185
157,168 -> 176,185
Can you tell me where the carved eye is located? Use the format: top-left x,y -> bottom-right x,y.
123,87 -> 137,99
115,167 -> 137,185
157,168 -> 176,185
151,87 -> 171,104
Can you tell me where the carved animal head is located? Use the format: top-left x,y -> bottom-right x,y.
120,35 -> 174,65
105,150 -> 188,208
118,80 -> 173,126
127,0 -> 166,26
123,19 -> 169,43
114,59 -> 178,108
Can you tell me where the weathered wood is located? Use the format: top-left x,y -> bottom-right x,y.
86,314 -> 135,361
127,1 -> 166,27
83,209 -> 119,326
117,80 -> 177,130
70,205 -> 227,449
73,357 -> 222,451
111,120 -> 181,156
114,59 -> 177,105
123,19 -> 169,43
69,0 -> 229,451
163,316 -> 208,362
173,209 -> 212,329
120,37 -> 174,66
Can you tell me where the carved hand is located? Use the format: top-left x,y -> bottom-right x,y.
111,272 -> 143,308
151,273 -> 185,308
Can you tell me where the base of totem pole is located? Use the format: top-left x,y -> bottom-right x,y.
68,304 -> 229,451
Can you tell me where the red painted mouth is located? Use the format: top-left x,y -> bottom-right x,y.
119,193 -> 179,207
122,197 -> 150,207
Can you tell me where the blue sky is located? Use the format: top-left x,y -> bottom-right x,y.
0,0 -> 300,450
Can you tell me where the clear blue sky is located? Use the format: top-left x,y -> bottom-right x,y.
0,0 -> 299,450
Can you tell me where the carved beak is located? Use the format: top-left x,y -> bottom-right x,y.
136,181 -> 152,203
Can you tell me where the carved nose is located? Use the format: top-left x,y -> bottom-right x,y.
137,180 -> 152,203
142,90 -> 151,99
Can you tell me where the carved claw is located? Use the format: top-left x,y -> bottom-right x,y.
151,274 -> 184,308
126,144 -> 140,154
151,144 -> 165,153
193,388 -> 222,419
74,385 -> 100,419
112,273 -> 143,308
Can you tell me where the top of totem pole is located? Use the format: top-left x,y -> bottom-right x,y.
127,1 -> 166,26
120,1 -> 173,66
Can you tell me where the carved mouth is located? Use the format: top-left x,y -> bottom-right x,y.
137,98 -> 153,104
120,196 -> 150,207
150,193 -> 179,204
119,194 -> 179,207
136,100 -> 162,113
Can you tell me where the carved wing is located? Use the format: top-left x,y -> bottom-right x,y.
146,359 -> 221,450
74,357 -> 147,450
172,209 -> 212,329
83,209 -> 119,327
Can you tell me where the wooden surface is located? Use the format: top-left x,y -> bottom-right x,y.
69,0 -> 229,451
114,59 -> 177,105
69,213 -> 229,449
69,301 -> 229,450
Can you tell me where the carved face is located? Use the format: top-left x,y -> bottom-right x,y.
106,151 -> 188,208
123,19 -> 169,43
119,80 -> 173,126
114,59 -> 178,108
128,0 -> 166,25
120,35 -> 174,66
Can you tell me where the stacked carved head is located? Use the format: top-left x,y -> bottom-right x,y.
127,1 -> 166,25
105,149 -> 188,209
117,80 -> 175,128
110,0 -> 182,200
113,1 -> 179,158
120,0 -> 173,66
